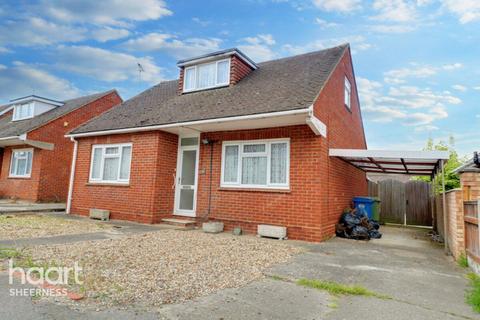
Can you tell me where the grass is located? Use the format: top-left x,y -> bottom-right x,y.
0,247 -> 23,259
466,273 -> 480,313
296,278 -> 391,300
458,254 -> 469,268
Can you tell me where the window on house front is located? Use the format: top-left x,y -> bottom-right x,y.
183,59 -> 230,92
89,143 -> 132,183
12,103 -> 34,121
10,149 -> 33,178
221,139 -> 289,189
344,76 -> 352,110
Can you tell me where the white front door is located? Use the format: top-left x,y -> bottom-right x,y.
174,136 -> 199,217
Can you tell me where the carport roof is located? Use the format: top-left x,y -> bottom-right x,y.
329,149 -> 450,177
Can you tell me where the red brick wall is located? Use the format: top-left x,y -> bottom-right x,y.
197,125 -> 328,241
313,46 -> 368,237
70,131 -> 178,223
230,55 -> 254,85
0,146 -> 42,201
0,91 -> 122,202
461,172 -> 480,201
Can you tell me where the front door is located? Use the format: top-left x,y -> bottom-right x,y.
174,136 -> 199,217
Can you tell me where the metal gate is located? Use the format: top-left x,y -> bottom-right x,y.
370,179 -> 432,227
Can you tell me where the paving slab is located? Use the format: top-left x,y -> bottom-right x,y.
0,203 -> 66,213
157,278 -> 332,320
269,226 -> 479,320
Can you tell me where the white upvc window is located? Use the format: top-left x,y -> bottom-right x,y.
221,139 -> 290,189
183,59 -> 230,93
12,103 -> 34,121
344,76 -> 352,110
10,148 -> 33,178
89,143 -> 132,184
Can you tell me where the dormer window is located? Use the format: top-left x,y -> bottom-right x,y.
8,95 -> 64,122
183,59 -> 231,93
13,103 -> 34,121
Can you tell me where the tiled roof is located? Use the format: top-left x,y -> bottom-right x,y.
0,90 -> 116,138
73,44 -> 348,134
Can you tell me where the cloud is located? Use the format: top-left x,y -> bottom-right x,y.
192,17 -> 211,27
123,33 -> 222,59
442,63 -> 463,70
312,0 -> 361,12
238,34 -> 277,62
474,86 -> 480,91
283,35 -> 370,55
452,84 -> 467,92
442,0 -> 480,24
0,47 -> 11,53
0,17 -> 86,46
358,76 -> 460,127
371,0 -> 418,22
54,45 -> 164,84
414,125 -> 439,132
384,62 -> 463,84
370,24 -> 416,33
91,27 -> 130,42
0,62 -> 80,101
315,18 -> 339,28
40,0 -> 172,26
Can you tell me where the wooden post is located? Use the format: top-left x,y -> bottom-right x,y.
442,160 -> 448,254
477,199 -> 480,260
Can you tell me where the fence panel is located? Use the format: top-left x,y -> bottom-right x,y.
464,200 -> 480,265
379,179 -> 406,224
405,181 -> 432,226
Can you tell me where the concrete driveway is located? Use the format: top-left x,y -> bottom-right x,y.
0,226 -> 478,319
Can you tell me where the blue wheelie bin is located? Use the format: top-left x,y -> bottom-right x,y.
353,197 -> 375,220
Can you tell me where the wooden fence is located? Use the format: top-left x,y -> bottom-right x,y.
464,200 -> 480,266
369,179 -> 432,226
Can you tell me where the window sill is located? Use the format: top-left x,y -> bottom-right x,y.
8,176 -> 31,180
218,187 -> 290,193
86,182 -> 130,187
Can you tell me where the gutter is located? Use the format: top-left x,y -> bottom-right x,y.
66,108 -> 313,138
66,137 -> 78,214
0,135 -> 21,141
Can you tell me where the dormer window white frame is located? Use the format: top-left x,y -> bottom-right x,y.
12,103 -> 34,121
183,58 -> 231,93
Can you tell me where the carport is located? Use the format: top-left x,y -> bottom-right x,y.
329,149 -> 450,251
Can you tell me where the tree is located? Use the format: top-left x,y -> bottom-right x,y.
414,136 -> 462,193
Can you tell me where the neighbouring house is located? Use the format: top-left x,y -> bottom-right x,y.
66,44 -> 367,241
0,91 -> 122,202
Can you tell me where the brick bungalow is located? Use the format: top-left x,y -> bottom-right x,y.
66,44 -> 368,241
0,90 -> 122,202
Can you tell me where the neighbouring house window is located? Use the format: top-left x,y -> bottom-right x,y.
221,139 -> 290,189
183,59 -> 230,92
12,103 -> 34,121
89,143 -> 132,183
10,149 -> 33,178
344,76 -> 352,110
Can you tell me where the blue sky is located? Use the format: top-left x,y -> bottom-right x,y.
0,0 -> 478,156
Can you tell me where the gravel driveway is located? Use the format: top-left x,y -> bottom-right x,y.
26,229 -> 303,307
